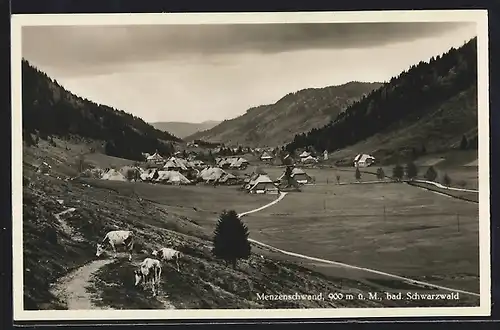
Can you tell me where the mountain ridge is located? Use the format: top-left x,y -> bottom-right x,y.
22,59 -> 180,161
286,37 -> 478,164
185,81 -> 383,146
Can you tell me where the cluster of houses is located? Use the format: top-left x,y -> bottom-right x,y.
215,157 -> 250,170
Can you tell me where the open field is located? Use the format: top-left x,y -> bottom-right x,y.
241,182 -> 480,294
82,179 -> 275,218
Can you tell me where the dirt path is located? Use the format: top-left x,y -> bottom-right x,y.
54,207 -> 85,242
238,192 -> 480,298
51,207 -> 175,310
50,259 -> 115,310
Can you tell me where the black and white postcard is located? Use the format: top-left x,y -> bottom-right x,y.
11,10 -> 490,321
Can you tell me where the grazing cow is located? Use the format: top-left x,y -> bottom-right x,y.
134,257 -> 162,296
96,230 -> 134,261
152,247 -> 183,272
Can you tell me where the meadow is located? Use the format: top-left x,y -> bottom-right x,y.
242,182 -> 480,294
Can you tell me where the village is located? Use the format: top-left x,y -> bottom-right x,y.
69,142 -> 377,195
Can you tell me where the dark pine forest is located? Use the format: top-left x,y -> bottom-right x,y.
286,37 -> 478,154
22,60 -> 180,161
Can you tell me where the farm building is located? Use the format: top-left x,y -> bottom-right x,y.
277,167 -> 313,184
353,154 -> 376,167
191,160 -> 205,168
154,170 -> 191,185
146,152 -> 165,167
218,172 -> 239,185
228,157 -> 249,169
299,151 -> 311,160
248,174 -> 280,194
260,152 -> 273,162
101,168 -> 127,181
163,157 -> 198,179
301,155 -> 318,164
198,166 -> 229,183
140,168 -> 159,182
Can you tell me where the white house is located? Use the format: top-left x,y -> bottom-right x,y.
299,151 -> 311,160
277,167 -> 313,184
248,174 -> 280,194
260,152 -> 273,162
301,155 -> 318,164
353,154 -> 376,167
146,152 -> 165,167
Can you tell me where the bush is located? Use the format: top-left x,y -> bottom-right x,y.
126,169 -> 139,181
376,168 -> 385,180
460,135 -> 469,150
355,167 -> 361,181
212,210 -> 251,269
424,166 -> 438,181
442,173 -> 452,186
405,162 -> 418,180
392,164 -> 404,181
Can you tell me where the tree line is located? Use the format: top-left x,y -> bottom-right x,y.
286,37 -> 478,155
22,60 -> 180,161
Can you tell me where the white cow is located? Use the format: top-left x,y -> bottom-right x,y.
152,247 -> 183,272
134,257 -> 162,296
96,230 -> 134,261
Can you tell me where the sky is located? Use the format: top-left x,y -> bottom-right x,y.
22,22 -> 477,124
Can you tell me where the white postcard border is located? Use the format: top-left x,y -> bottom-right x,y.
11,10 -> 491,321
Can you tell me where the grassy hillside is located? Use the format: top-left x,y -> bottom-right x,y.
22,60 -> 181,161
286,38 -> 477,163
186,81 -> 382,147
328,85 -> 478,165
151,121 -> 221,139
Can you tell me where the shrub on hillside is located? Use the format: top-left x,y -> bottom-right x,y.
355,167 -> 361,181
392,164 -> 404,181
460,135 -> 469,150
442,173 -> 452,186
376,167 -> 385,180
405,162 -> 418,180
212,210 -> 251,269
424,166 -> 438,181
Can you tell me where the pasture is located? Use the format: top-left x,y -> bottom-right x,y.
242,182 -> 480,294
84,179 -> 275,216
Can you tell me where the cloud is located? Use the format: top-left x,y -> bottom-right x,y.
22,22 -> 475,76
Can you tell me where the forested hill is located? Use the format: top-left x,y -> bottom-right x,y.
185,81 -> 382,147
22,60 -> 181,161
286,37 -> 478,158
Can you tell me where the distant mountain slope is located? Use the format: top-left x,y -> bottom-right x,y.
151,120 -> 221,139
22,60 -> 181,161
185,82 -> 383,147
286,37 -> 478,163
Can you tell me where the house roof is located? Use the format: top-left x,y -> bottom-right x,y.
155,170 -> 190,184
249,175 -> 277,191
354,154 -> 375,163
299,151 -> 310,158
260,152 -> 273,159
277,167 -> 309,180
147,152 -> 163,161
101,169 -> 127,181
301,155 -> 317,162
